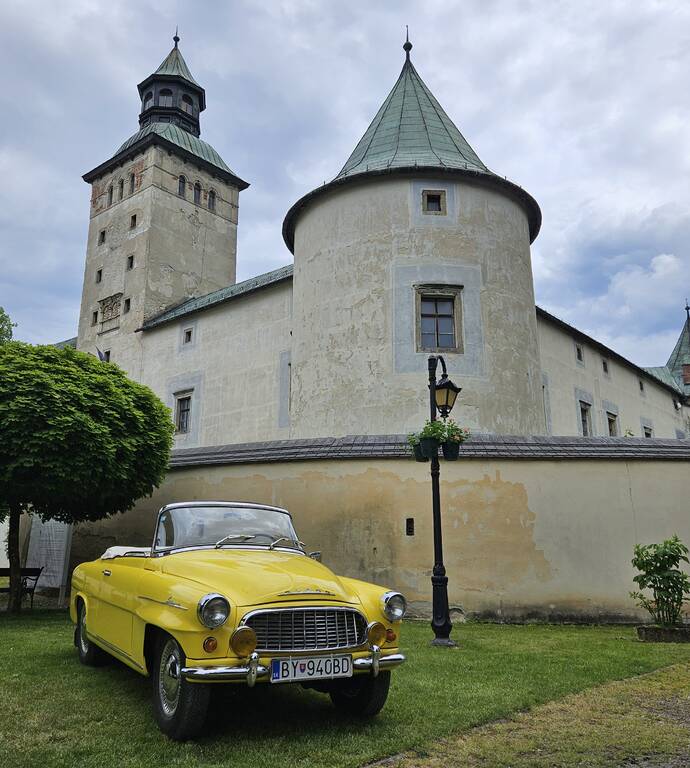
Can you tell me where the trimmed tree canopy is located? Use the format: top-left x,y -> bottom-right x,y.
0,342 -> 173,523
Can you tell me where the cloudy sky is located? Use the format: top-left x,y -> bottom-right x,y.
1,0 -> 688,366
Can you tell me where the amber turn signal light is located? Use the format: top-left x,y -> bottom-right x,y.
231,626 -> 258,657
203,636 -> 218,653
366,621 -> 386,647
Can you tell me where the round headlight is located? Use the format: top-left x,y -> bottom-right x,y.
197,593 -> 230,628
381,591 -> 407,622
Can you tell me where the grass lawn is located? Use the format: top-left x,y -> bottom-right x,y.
3,611 -> 690,768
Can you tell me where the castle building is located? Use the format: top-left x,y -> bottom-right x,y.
56,36 -> 690,620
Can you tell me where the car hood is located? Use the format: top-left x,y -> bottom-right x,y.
159,549 -> 361,607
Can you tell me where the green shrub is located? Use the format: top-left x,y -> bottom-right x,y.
630,535 -> 690,626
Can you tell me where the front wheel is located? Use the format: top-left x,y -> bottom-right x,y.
75,600 -> 108,666
152,634 -> 210,741
330,671 -> 391,717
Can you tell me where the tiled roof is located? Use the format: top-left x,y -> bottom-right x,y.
141,264 -> 294,330
170,433 -> 690,469
335,54 -> 489,181
116,122 -> 233,175
53,337 -> 77,349
153,45 -> 201,88
644,365 -> 682,392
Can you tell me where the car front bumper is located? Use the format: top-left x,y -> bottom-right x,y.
181,647 -> 405,686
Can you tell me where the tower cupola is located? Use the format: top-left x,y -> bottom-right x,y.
137,32 -> 206,137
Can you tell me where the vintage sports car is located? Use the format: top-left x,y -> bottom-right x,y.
70,501 -> 407,740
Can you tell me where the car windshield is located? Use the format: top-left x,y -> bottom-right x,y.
153,505 -> 300,553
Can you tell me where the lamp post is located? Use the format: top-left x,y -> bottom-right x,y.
427,355 -> 461,647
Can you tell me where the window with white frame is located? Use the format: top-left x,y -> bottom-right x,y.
174,392 -> 192,434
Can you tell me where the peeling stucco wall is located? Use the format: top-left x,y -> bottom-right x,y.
70,456 -> 690,622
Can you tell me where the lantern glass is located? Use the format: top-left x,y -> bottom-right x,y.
435,375 -> 461,417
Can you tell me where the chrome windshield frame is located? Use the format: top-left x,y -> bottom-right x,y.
151,501 -> 299,556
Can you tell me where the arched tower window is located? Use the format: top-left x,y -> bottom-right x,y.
129,173 -> 135,195
194,182 -> 201,205
159,89 -> 173,107
143,91 -> 153,111
118,179 -> 124,200
208,190 -> 216,211
181,94 -> 195,115
178,175 -> 186,197
107,185 -> 113,206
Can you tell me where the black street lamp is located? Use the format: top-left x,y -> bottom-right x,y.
427,355 -> 461,647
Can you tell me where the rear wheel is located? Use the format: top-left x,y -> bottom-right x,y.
330,671 -> 391,717
152,634 -> 210,741
75,600 -> 108,666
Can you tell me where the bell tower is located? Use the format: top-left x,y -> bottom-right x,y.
76,35 -> 248,379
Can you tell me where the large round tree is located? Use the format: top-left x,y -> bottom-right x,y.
0,342 -> 174,612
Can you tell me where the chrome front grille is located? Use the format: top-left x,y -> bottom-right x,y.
244,608 -> 367,652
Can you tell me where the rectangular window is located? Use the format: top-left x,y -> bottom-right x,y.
575,343 -> 584,363
643,426 -> 653,438
422,189 -> 447,215
130,214 -> 137,229
103,350 -> 110,362
606,412 -> 618,437
405,518 -> 415,536
126,254 -> 134,270
175,395 -> 192,434
639,379 -> 645,393
98,230 -> 106,245
95,269 -> 102,284
123,298 -> 130,314
602,358 -> 609,375
416,286 -> 463,353
579,401 -> 591,437
183,328 -> 193,344
91,310 -> 98,326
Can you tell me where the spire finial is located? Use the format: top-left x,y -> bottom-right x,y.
173,26 -> 180,48
685,298 -> 690,322
403,26 -> 412,59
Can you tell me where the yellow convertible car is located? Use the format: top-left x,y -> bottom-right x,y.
70,501 -> 406,740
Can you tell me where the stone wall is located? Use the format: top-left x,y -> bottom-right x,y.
70,436 -> 690,623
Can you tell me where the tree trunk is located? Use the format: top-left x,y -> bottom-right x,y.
7,505 -> 22,614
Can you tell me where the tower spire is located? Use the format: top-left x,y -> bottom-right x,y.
685,298 -> 689,324
173,26 -> 180,48
403,26 -> 412,60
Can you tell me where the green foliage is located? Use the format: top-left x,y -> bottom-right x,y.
630,535 -> 690,626
0,342 -> 174,524
418,419 -> 447,441
410,420 -> 471,444
0,306 -> 16,344
444,419 -> 471,443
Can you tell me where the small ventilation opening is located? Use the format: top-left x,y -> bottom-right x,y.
406,518 -> 415,536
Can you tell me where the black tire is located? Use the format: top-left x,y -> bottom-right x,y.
330,671 -> 391,717
152,633 -> 210,741
75,600 -> 109,666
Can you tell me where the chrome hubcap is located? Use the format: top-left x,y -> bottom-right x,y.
159,639 -> 181,716
79,607 -> 89,654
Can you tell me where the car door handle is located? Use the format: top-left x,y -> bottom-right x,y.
102,569 -> 112,577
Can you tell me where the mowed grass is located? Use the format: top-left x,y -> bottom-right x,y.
3,612 -> 690,768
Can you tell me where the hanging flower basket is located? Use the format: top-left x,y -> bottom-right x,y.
419,437 -> 439,458
412,443 -> 429,463
441,441 -> 460,460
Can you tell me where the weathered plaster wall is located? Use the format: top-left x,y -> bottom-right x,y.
77,145 -> 240,382
539,317 -> 686,438
137,281 -> 293,449
71,456 -> 690,622
290,176 -> 545,439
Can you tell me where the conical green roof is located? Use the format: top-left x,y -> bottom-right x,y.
153,44 -> 201,88
283,40 -> 541,252
335,53 -> 489,180
666,304 -> 690,391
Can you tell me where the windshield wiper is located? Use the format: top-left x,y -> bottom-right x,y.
214,534 -> 258,548
268,536 -> 305,551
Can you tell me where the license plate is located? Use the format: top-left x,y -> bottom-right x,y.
270,654 -> 353,683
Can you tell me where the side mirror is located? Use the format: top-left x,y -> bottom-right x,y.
309,551 -> 322,562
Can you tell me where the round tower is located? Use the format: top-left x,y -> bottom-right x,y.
283,38 -> 545,438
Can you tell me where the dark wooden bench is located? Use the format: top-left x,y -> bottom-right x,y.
0,567 -> 44,608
